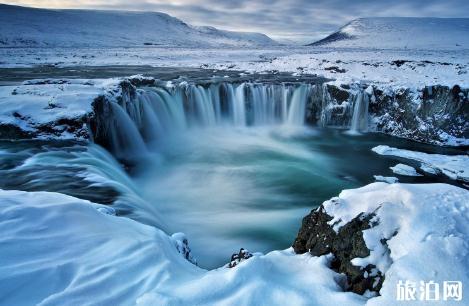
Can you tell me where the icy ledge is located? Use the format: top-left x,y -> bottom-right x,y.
1,183 -> 468,305
372,145 -> 469,183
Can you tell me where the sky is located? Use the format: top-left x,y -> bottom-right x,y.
3,0 -> 469,42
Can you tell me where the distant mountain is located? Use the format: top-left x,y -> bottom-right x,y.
0,4 -> 277,48
308,17 -> 469,50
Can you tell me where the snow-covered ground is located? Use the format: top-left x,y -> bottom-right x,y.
373,145 -> 469,183
1,183 -> 467,305
0,4 -> 276,48
1,47 -> 467,88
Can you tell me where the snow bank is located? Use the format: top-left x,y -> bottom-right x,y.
0,189 -> 200,306
1,182 -> 467,305
373,145 -> 469,182
0,188 -> 363,306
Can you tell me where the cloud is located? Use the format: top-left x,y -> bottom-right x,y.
3,0 -> 469,42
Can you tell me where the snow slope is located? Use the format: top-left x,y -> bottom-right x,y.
309,17 -> 469,50
0,4 -> 276,48
0,183 -> 467,305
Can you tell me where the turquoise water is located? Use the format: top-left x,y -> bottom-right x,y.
0,128 -> 463,268
131,126 -> 463,268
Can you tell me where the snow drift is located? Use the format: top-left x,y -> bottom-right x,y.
0,183 -> 467,305
309,17 -> 469,50
0,4 -> 277,48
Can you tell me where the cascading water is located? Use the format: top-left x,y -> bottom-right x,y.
96,82 -> 318,158
348,91 -> 370,134
287,84 -> 311,125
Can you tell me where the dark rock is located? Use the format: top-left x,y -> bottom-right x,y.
307,31 -> 354,46
327,84 -> 350,103
172,233 -> 197,266
89,95 -> 114,152
228,248 -> 253,268
293,204 -> 385,295
391,60 -> 410,67
0,123 -> 33,139
373,85 -> 469,145
324,66 -> 347,73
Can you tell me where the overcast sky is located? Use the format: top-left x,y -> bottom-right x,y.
3,0 -> 469,42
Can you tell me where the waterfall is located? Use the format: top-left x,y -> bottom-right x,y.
287,84 -> 311,125
94,82 -> 320,157
106,102 -> 148,159
348,91 -> 369,134
233,83 -> 247,126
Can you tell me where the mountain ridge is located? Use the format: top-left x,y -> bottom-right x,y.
308,17 -> 469,50
0,4 -> 277,48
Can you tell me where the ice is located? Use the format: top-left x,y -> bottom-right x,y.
389,163 -> 422,177
373,175 -> 399,183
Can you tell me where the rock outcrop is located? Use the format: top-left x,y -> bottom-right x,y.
293,204 -> 385,295
370,85 -> 469,146
227,248 -> 253,268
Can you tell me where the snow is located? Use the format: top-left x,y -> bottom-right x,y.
309,17 -> 469,50
323,183 -> 469,305
373,175 -> 399,183
0,4 -> 276,48
0,78 -> 115,138
389,163 -> 423,177
1,46 -> 467,89
0,188 -> 363,306
1,183 -> 467,305
373,145 -> 469,183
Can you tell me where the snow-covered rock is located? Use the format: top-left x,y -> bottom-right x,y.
309,17 -> 469,50
0,4 -> 276,48
0,79 -> 115,139
369,85 -> 469,146
373,145 -> 469,182
294,183 -> 469,303
389,163 -> 422,177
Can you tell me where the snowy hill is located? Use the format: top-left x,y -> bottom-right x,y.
309,17 -> 469,50
0,4 -> 277,48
